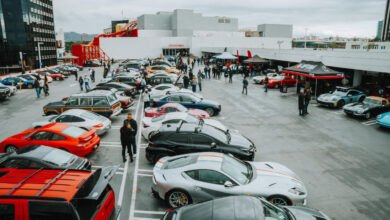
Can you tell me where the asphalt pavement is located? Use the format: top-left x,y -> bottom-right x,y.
0,63 -> 389,220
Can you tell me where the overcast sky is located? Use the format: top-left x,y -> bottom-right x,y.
53,0 -> 387,38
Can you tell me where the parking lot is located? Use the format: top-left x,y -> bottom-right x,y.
1,62 -> 390,220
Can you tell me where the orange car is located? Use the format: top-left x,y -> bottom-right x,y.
0,166 -> 119,220
148,65 -> 179,75
0,123 -> 100,156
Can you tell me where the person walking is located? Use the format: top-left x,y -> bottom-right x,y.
228,69 -> 233,83
189,68 -> 193,80
84,75 -> 90,92
34,77 -> 40,98
304,88 -> 311,115
141,77 -> 147,93
191,75 -> 197,92
120,121 -> 134,163
124,113 -> 138,157
74,70 -> 78,81
38,76 -> 44,96
197,70 -> 203,92
143,90 -> 150,109
43,75 -> 49,96
78,76 -> 84,91
242,77 -> 248,95
91,69 -> 95,83
183,74 -> 190,89
264,75 -> 269,93
298,91 -> 305,116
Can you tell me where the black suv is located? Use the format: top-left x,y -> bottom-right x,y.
146,122 -> 256,163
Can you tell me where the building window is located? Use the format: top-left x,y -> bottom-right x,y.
371,45 -> 378,49
363,46 -> 367,50
381,46 -> 386,50
351,45 -> 360,49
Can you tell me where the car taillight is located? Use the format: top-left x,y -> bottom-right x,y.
166,208 -> 175,213
94,124 -> 104,128
135,82 -> 140,85
144,124 -> 149,128
149,142 -> 155,147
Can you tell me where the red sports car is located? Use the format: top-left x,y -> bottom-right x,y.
145,103 -> 210,119
0,123 -> 100,157
267,75 -> 297,88
40,71 -> 65,81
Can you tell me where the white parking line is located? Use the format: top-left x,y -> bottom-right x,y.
134,210 -> 166,215
138,169 -> 153,173
362,120 -> 377,126
129,99 -> 144,220
133,218 -> 160,220
137,173 -> 153,177
92,165 -> 124,171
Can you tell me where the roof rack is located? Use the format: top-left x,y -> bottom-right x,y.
36,169 -> 69,197
6,168 -> 43,196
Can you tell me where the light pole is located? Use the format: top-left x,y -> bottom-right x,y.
37,42 -> 43,69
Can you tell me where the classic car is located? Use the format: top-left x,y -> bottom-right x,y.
343,96 -> 390,119
317,87 -> 366,108
1,76 -> 34,89
148,65 -> 179,75
376,112 -> 390,128
253,73 -> 279,84
267,75 -> 297,88
145,103 -> 210,119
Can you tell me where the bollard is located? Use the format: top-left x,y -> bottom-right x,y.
19,80 -> 22,90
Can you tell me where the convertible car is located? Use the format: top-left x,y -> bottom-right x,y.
343,96 -> 390,119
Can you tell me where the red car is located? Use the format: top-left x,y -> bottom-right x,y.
40,70 -> 65,80
0,123 -> 100,157
267,75 -> 297,88
0,166 -> 119,220
145,103 -> 210,119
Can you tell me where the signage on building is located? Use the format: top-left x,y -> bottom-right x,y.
168,44 -> 184,48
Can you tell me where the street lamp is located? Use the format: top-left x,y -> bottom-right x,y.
37,42 -> 44,69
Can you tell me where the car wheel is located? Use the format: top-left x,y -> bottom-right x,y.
337,100 -> 345,108
365,112 -> 371,119
274,83 -> 279,89
268,195 -> 291,206
205,108 -> 215,116
153,153 -> 169,164
5,145 -> 18,153
166,190 -> 192,208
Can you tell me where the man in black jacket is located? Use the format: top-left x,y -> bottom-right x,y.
124,113 -> 138,158
120,121 -> 134,162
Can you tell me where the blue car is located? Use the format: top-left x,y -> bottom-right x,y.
1,77 -> 34,89
377,112 -> 390,128
152,93 -> 221,116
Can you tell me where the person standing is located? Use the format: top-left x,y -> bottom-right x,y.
38,76 -> 44,96
304,88 -> 311,115
143,90 -> 150,109
91,69 -> 95,83
264,75 -> 269,93
298,91 -> 304,116
228,69 -> 233,83
74,70 -> 78,81
78,76 -> 84,91
34,77 -> 40,98
197,70 -> 203,92
44,75 -> 49,96
120,121 -> 134,163
84,75 -> 90,92
191,75 -> 197,92
242,77 -> 248,95
207,66 -> 211,79
183,74 -> 190,89
124,113 -> 138,157
189,68 -> 193,80
141,77 -> 147,93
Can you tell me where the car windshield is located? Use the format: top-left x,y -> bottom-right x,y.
48,115 -> 58,122
176,104 -> 188,112
185,115 -> 199,123
261,199 -> 290,220
23,131 -> 35,139
202,126 -> 228,143
363,98 -> 382,105
164,155 -> 198,169
62,126 -> 86,138
221,155 -> 252,185
107,94 -> 117,103
41,149 -> 73,166
331,91 -> 346,96
152,114 -> 166,122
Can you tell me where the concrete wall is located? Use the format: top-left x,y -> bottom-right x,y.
138,12 -> 172,30
138,30 -> 173,37
257,24 -> 293,38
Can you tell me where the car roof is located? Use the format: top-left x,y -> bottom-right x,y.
161,103 -> 181,108
62,109 -> 91,116
177,196 -> 264,220
13,145 -> 57,160
163,112 -> 190,120
72,90 -> 112,97
40,123 -> 70,131
0,168 -> 92,202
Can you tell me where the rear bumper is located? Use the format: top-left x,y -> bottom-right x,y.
75,138 -> 100,156
96,124 -> 111,135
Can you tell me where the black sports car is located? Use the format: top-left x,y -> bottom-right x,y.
0,145 -> 91,171
95,82 -> 136,97
145,122 -> 256,163
343,96 -> 390,119
109,76 -> 141,91
162,196 -> 331,220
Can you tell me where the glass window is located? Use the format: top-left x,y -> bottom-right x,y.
72,116 -> 85,122
165,155 -> 198,169
162,119 -> 181,124
61,126 -> 86,138
42,150 -> 73,167
66,97 -> 78,105
31,131 -> 53,140
164,107 -> 177,113
191,134 -> 213,145
197,169 -> 232,185
79,98 -> 92,106
93,97 -> 109,106
262,200 -> 289,220
185,170 -> 196,179
107,94 -> 117,103
56,115 -> 73,123
29,201 -> 77,220
167,95 -> 180,102
0,203 -> 15,220
51,133 -> 66,141
221,155 -> 251,185
1,159 -> 30,169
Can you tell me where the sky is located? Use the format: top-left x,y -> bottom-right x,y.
53,0 -> 387,38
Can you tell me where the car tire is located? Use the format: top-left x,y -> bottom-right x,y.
153,153 -> 169,164
165,190 -> 192,208
5,145 -> 18,153
205,108 -> 215,116
365,112 -> 371,119
337,100 -> 345,108
274,83 -> 279,89
268,195 -> 291,206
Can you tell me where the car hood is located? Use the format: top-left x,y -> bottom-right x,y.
318,93 -> 340,100
200,99 -> 220,107
344,102 -> 375,111
32,116 -> 55,127
284,206 -> 331,220
44,101 -> 65,107
229,133 -> 253,149
378,113 -> 390,123
248,162 -> 305,191
203,119 -> 228,132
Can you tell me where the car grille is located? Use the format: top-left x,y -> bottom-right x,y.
344,109 -> 353,114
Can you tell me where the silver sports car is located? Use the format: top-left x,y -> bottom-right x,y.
32,109 -> 111,135
152,152 -> 307,208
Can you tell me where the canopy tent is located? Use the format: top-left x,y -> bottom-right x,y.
214,52 -> 237,60
243,55 -> 269,64
282,60 -> 344,97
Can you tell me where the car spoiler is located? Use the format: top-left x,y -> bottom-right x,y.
84,165 -> 119,200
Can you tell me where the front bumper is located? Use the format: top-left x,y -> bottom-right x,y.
111,107 -> 123,117
344,109 -> 365,117
317,99 -> 337,107
377,120 -> 390,128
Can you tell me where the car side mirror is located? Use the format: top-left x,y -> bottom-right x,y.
211,142 -> 217,148
224,181 -> 233,188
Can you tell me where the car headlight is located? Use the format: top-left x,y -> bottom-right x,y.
289,187 -> 305,195
377,115 -> 383,120
357,109 -> 365,114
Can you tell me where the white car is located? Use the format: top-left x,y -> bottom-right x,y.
142,112 -> 229,140
150,84 -> 203,100
32,109 -> 111,136
0,83 -> 16,96
253,73 -> 279,84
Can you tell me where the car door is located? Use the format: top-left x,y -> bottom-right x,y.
180,95 -> 196,109
79,97 -> 93,112
189,134 -> 214,152
184,169 -> 238,202
28,131 -> 54,146
166,133 -> 192,154
0,201 -> 23,220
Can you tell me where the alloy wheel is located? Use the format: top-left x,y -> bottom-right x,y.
168,191 -> 189,208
